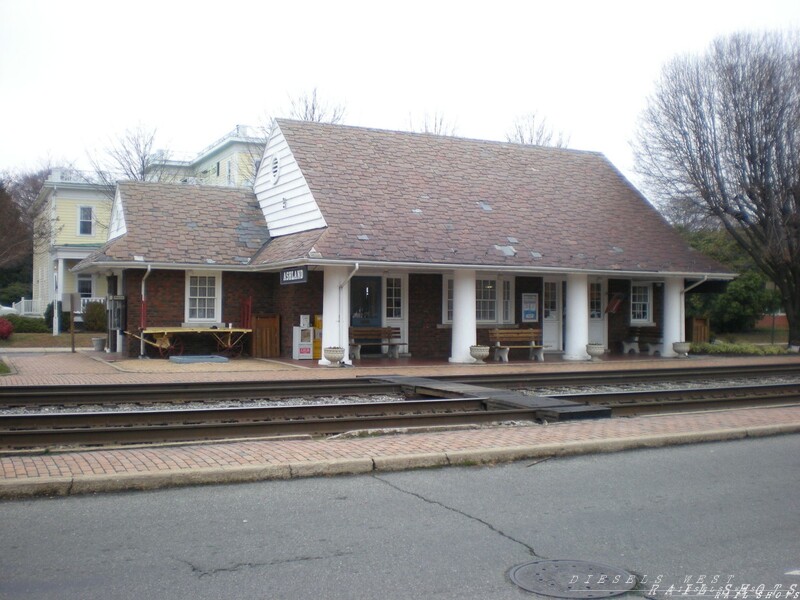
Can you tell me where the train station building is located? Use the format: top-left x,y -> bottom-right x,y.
75,119 -> 733,362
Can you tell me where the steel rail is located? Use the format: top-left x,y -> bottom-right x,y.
0,397 -> 530,449
0,380 -> 404,407
555,382 -> 800,416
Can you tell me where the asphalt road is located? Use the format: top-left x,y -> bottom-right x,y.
1,435 -> 799,600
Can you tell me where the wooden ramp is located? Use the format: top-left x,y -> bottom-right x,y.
371,376 -> 611,421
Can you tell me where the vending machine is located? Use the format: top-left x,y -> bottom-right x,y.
292,325 -> 314,360
313,314 -> 322,359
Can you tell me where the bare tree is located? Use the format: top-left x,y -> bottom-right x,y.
1,166 -> 63,254
0,181 -> 31,269
2,166 -> 51,222
287,88 -> 346,124
506,112 -> 570,148
88,124 -> 175,194
408,111 -> 458,136
634,31 -> 800,348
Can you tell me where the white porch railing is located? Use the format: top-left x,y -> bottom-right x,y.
79,297 -> 106,313
11,297 -> 106,317
12,298 -> 39,316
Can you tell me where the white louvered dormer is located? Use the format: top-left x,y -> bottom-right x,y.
254,122 -> 327,238
107,186 -> 127,240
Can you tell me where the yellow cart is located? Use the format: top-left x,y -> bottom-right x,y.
126,327 -> 252,358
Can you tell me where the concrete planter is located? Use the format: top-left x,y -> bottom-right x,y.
323,346 -> 345,366
469,345 -> 490,363
672,341 -> 691,357
586,343 -> 605,361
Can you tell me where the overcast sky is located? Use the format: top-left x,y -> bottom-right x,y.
1,0 -> 798,184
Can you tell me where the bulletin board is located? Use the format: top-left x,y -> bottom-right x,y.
521,293 -> 539,323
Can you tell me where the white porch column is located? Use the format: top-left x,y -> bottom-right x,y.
53,259 -> 64,336
449,270 -> 477,363
662,277 -> 683,357
563,273 -> 590,360
320,265 -> 352,365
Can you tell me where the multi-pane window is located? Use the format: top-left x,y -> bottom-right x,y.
502,280 -> 512,322
543,281 -> 558,319
446,279 -> 454,322
386,277 -> 402,319
77,275 -> 93,298
589,282 -> 603,319
79,206 -> 93,235
476,280 -> 497,321
188,275 -> 217,320
630,283 -> 652,323
444,277 -> 513,323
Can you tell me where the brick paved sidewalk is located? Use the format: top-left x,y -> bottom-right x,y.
2,405 -> 798,499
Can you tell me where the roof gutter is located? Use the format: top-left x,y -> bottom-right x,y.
340,262 -> 359,289
73,257 -> 735,281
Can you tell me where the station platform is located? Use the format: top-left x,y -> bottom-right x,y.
1,350 -> 799,499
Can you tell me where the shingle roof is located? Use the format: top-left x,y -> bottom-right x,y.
81,122 -> 731,278
86,182 -> 269,267
273,119 -> 730,275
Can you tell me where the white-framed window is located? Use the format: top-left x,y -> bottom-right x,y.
443,275 -> 513,324
476,279 -> 496,321
77,275 -> 93,298
589,282 -> 603,319
185,271 -> 222,323
543,281 -> 558,320
446,278 -> 454,322
385,277 -> 402,319
630,282 -> 653,324
502,279 -> 512,322
78,206 -> 93,236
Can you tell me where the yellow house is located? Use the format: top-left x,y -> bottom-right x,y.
27,126 -> 265,327
158,125 -> 265,188
31,169 -> 112,322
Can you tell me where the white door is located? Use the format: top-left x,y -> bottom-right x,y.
588,279 -> 607,347
543,279 -> 562,351
383,274 -> 408,354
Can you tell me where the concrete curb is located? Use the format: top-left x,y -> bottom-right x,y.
1,424 -> 798,499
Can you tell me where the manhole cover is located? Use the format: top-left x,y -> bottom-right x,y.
509,559 -> 637,598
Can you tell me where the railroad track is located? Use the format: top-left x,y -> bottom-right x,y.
555,382 -> 800,416
1,382 -> 798,450
1,363 -> 798,407
0,397 -> 524,449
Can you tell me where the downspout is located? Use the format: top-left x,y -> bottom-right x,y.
337,263 -> 359,347
139,265 -> 152,358
680,276 -> 708,341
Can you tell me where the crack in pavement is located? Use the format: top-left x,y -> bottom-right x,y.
176,551 -> 353,579
372,474 -> 545,558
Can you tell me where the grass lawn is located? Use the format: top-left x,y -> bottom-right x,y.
0,332 -> 101,349
714,327 -> 789,345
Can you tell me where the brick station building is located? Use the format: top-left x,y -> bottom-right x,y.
76,119 -> 732,362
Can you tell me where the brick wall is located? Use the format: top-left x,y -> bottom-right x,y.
607,279 -> 665,353
408,273 -> 451,357
121,269 -> 276,357
273,270 -> 323,356
607,279 -> 630,353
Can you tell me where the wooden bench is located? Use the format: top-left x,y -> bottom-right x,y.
349,326 -> 405,359
622,327 -> 664,356
487,328 -> 545,362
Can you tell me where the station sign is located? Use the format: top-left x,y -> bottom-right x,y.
280,266 -> 308,285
